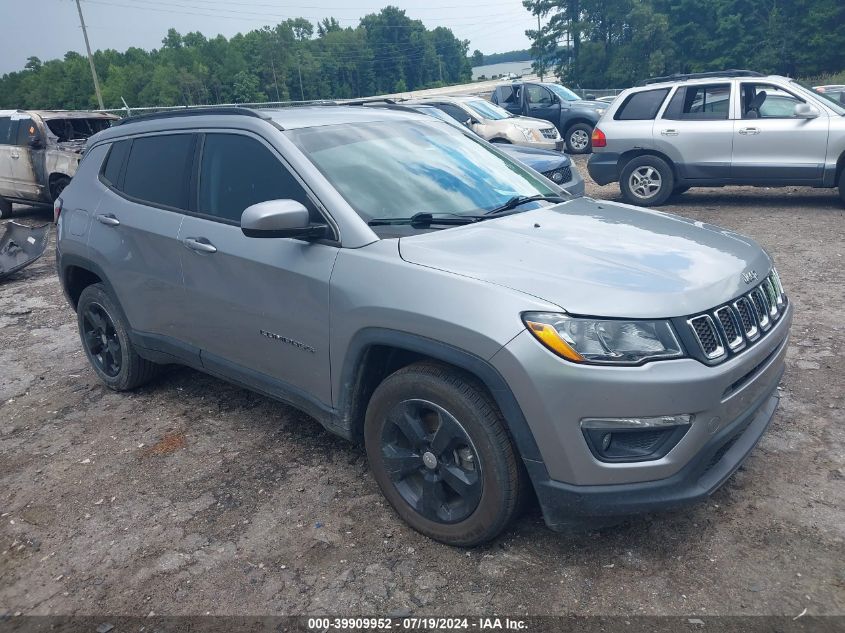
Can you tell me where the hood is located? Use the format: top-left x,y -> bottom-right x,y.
398,198 -> 771,319
570,99 -> 608,111
509,116 -> 558,130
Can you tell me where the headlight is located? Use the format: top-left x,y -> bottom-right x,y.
522,312 -> 684,365
517,127 -> 540,142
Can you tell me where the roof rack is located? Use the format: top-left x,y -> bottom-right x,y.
115,106 -> 267,126
640,70 -> 764,85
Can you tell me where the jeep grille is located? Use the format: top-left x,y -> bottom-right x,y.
686,270 -> 787,363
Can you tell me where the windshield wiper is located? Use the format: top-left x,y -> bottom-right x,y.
483,194 -> 567,216
367,212 -> 483,227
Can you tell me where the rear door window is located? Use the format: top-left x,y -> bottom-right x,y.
497,85 -> 515,104
614,88 -> 670,120
15,117 -> 37,146
197,133 -> 315,224
663,84 -> 731,120
122,134 -> 196,210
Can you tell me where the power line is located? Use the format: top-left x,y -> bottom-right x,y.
82,0 -> 521,25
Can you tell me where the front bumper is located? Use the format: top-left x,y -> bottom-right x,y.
586,151 -> 622,185
530,378 -> 780,529
490,302 -> 791,525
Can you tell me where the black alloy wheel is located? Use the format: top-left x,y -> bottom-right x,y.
81,302 -> 122,377
380,398 -> 482,524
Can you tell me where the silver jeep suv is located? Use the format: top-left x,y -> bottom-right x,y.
56,106 -> 792,546
587,70 -> 845,206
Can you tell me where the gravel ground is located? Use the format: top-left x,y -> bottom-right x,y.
1,160 -> 844,618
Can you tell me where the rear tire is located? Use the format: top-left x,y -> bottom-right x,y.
619,155 -> 675,206
0,196 -> 12,219
364,362 -> 527,547
77,283 -> 160,391
50,176 -> 71,202
565,123 -> 593,154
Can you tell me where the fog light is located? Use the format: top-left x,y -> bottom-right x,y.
581,415 -> 692,462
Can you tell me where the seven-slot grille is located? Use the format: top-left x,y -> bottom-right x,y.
540,127 -> 559,139
686,269 -> 787,362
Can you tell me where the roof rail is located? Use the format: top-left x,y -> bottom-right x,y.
115,106 -> 267,126
329,97 -> 401,106
640,70 -> 764,85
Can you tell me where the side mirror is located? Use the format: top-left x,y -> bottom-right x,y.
28,136 -> 43,149
793,103 -> 819,119
585,94 -> 596,101
241,199 -> 327,239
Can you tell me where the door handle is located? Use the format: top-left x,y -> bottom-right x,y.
660,129 -> 679,136
183,237 -> 217,254
95,213 -> 120,226
738,127 -> 760,135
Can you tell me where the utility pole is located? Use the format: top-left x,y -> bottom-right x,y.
537,13 -> 544,82
74,0 -> 105,110
297,60 -> 305,101
438,56 -> 443,84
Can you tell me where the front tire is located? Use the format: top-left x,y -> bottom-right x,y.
77,283 -> 159,391
565,123 -> 593,154
619,155 -> 675,206
364,362 -> 526,547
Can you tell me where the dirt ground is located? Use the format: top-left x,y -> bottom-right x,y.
1,158 -> 844,618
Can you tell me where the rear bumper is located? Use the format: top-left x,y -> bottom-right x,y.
586,151 -> 621,185
529,379 -> 781,530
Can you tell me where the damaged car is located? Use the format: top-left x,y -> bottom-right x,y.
0,110 -> 117,217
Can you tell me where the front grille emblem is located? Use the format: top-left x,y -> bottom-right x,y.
741,270 -> 758,284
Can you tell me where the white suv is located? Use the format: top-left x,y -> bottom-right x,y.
587,70 -> 845,206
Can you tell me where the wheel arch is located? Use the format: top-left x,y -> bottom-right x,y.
563,117 -> 596,135
48,172 -> 72,201
619,149 -> 680,182
59,254 -> 120,313
336,328 -> 543,464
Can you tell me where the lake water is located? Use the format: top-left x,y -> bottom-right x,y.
471,61 -> 534,80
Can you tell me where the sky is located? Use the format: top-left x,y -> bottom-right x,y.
0,0 -> 536,75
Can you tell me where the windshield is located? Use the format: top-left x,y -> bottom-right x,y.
792,80 -> 845,115
286,119 -> 557,222
463,99 -> 512,121
46,118 -> 112,142
544,83 -> 580,102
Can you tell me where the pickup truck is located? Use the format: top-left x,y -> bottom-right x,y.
491,82 -> 608,154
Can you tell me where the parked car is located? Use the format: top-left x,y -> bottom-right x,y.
491,81 -> 608,153
813,84 -> 845,105
0,110 -> 117,217
57,106 -> 791,546
370,101 -> 584,196
588,70 -> 845,206
404,96 -> 564,151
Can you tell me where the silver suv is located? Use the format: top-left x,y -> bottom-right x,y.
587,70 -> 845,206
56,106 -> 792,546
